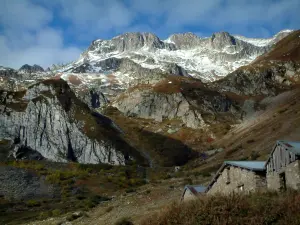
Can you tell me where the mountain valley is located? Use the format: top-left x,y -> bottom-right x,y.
1,29 -> 300,225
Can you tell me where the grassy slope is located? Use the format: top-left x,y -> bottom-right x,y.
0,160 -> 148,225
185,87 -> 300,174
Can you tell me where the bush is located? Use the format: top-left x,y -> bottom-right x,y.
126,188 -> 136,193
183,178 -> 193,185
141,191 -> 300,225
115,217 -> 134,225
66,211 -> 85,221
38,211 -> 51,219
105,206 -> 114,213
247,139 -> 255,144
26,199 -> 41,207
249,151 -> 260,160
52,209 -> 62,217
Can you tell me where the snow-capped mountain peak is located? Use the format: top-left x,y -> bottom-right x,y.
30,29 -> 292,97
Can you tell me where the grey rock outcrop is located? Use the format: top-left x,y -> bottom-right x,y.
0,79 -> 146,165
168,32 -> 202,49
213,61 -> 300,96
113,80 -> 239,129
114,90 -> 205,129
165,63 -> 189,76
19,64 -> 44,73
85,32 -> 175,55
0,66 -> 22,80
0,166 -> 58,200
79,88 -> 109,109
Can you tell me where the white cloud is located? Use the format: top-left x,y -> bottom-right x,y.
0,0 -> 299,69
0,27 -> 82,69
0,0 -> 81,69
0,0 -> 52,31
59,0 -> 135,33
129,0 -> 300,36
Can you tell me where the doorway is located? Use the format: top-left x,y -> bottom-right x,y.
279,172 -> 286,191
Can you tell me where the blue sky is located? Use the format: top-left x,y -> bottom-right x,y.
0,0 -> 299,69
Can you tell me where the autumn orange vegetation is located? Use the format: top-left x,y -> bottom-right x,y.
141,190 -> 300,225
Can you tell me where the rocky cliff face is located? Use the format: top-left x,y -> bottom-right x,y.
213,61 -> 300,96
213,30 -> 300,96
113,76 -> 240,129
0,79 -> 146,165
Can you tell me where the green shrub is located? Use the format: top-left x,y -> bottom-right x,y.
26,199 -> 41,207
52,209 -> 62,217
38,211 -> 51,219
126,188 -> 136,193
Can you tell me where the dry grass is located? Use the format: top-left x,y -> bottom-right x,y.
152,76 -> 203,94
141,191 -> 300,225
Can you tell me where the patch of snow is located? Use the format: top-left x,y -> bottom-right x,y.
163,37 -> 175,44
234,35 -> 273,47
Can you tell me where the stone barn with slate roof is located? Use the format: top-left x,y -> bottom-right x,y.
181,185 -> 206,202
266,141 -> 300,191
206,161 -> 267,195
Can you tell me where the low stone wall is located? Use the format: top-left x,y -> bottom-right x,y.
267,160 -> 300,190
183,189 -> 196,202
285,160 -> 300,189
266,173 -> 281,191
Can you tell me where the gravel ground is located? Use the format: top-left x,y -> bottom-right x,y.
0,166 -> 58,201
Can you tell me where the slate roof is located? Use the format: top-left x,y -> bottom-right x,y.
224,161 -> 266,171
265,140 -> 300,165
277,140 -> 300,155
185,185 -> 206,194
181,185 -> 206,201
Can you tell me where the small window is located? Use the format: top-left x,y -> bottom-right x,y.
239,185 -> 244,191
226,168 -> 230,184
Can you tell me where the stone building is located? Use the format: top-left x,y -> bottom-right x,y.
181,185 -> 206,202
266,140 -> 300,191
206,161 -> 266,195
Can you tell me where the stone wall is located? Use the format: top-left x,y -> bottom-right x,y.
208,166 -> 266,195
267,160 -> 300,190
267,173 -> 281,191
182,189 -> 196,202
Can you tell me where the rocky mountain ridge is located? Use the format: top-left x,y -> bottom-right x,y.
0,78 -> 148,165
0,30 -> 292,100
0,30 -> 299,168
19,64 -> 45,74
65,29 -> 291,83
213,30 -> 300,96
